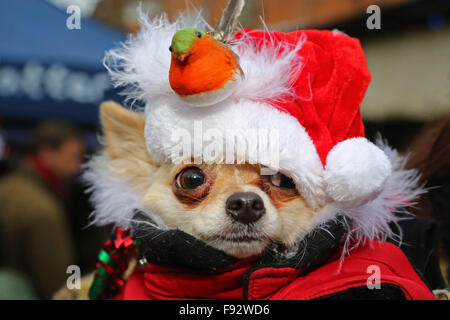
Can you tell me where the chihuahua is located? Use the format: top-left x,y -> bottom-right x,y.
97,101 -> 315,259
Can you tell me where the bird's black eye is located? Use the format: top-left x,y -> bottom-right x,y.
169,45 -> 173,52
196,31 -> 202,38
176,167 -> 206,190
269,173 -> 296,189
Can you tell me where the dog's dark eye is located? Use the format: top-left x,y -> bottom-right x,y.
269,173 -> 296,189
176,167 -> 205,190
196,31 -> 202,38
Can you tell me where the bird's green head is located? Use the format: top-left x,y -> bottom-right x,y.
170,28 -> 206,55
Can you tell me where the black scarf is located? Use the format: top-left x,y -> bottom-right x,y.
132,211 -> 349,273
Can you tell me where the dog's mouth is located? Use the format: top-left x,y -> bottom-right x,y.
216,235 -> 263,243
201,222 -> 273,246
197,223 -> 275,258
203,232 -> 271,259
203,229 -> 270,245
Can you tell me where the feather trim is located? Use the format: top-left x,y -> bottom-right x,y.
82,155 -> 166,229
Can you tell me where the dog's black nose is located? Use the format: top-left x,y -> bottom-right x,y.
226,192 -> 266,224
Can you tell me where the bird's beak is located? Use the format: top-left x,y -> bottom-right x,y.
173,52 -> 189,63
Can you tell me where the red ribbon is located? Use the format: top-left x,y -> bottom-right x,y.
91,227 -> 138,299
114,227 -> 135,249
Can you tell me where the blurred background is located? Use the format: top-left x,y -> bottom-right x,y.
0,0 -> 449,299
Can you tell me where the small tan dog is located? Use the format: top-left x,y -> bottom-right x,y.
99,101 -> 315,259
53,100 -> 315,300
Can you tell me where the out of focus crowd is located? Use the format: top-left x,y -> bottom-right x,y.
0,121 -> 111,299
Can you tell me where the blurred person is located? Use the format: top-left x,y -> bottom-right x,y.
406,113 -> 450,287
0,126 -> 15,177
0,120 -> 85,299
0,131 -> 8,176
0,130 -> 5,160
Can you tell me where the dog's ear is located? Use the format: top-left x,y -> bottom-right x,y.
99,101 -> 151,164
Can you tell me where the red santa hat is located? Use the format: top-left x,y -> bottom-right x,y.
105,17 -> 392,210
231,28 -> 392,208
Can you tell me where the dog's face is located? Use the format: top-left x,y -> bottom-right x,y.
100,102 -> 315,258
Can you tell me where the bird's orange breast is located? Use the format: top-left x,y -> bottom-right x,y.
169,37 -> 239,96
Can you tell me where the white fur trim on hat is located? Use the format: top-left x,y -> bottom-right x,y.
324,137 -> 392,208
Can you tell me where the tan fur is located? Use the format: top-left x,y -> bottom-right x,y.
100,102 -> 316,257
100,101 -> 158,193
433,288 -> 450,300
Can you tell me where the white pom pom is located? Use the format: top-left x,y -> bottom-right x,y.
324,138 -> 392,207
